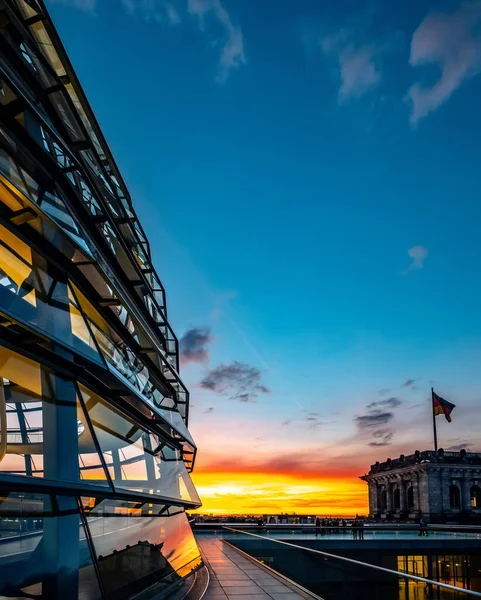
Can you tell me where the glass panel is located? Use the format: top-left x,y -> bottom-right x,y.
15,0 -> 39,19
0,492 -> 102,600
78,385 -> 200,504
0,346 -> 111,485
80,497 -> 182,518
0,227 -> 103,365
0,149 -> 39,203
29,22 -> 66,78
39,189 -> 92,256
0,178 -> 25,212
0,80 -> 17,106
85,510 -> 201,600
159,448 -> 201,504
69,285 -> 193,444
158,405 -> 196,449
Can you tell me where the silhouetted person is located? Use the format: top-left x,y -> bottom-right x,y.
418,518 -> 428,537
352,518 -> 358,540
315,517 -> 321,536
359,519 -> 364,540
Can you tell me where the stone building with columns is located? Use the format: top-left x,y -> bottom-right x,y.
360,449 -> 481,522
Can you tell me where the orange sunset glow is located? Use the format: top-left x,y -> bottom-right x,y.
190,471 -> 368,516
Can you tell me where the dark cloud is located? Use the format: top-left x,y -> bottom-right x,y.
356,393 -> 404,447
368,429 -> 394,447
367,397 -> 403,410
372,428 -> 391,438
200,361 -> 269,401
180,327 -> 212,365
237,394 -> 252,403
204,407 -> 214,414
281,420 -> 292,426
402,378 -> 416,388
354,411 -> 394,430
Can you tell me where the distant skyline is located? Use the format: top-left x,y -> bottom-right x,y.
47,0 -> 481,514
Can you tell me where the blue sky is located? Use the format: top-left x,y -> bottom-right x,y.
47,0 -> 481,509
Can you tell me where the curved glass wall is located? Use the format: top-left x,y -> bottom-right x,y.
0,0 -> 202,596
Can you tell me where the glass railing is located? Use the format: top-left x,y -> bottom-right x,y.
220,527 -> 481,599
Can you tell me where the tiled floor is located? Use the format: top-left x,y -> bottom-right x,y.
198,537 -> 312,600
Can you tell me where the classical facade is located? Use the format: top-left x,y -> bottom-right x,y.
361,450 -> 481,522
0,0 -> 202,598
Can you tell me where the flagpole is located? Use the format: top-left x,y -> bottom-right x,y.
431,387 -> 438,452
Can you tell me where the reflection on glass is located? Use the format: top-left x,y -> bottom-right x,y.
87,510 -> 201,599
0,346 -> 112,485
79,385 -> 200,504
0,492 -> 102,600
0,149 -> 39,204
0,227 -> 103,365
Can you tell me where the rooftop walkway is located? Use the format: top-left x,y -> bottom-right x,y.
197,536 -> 320,600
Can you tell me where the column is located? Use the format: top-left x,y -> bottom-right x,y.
399,478 -> 406,513
42,359 -> 80,599
372,481 -> 379,515
40,265 -> 80,598
412,475 -> 420,513
462,477 -> 472,511
112,448 -> 122,483
386,481 -> 393,512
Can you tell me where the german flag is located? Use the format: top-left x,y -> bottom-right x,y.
432,390 -> 455,422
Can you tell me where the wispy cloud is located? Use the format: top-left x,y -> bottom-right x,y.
322,31 -> 381,102
445,439 -> 475,452
402,378 -> 416,388
200,361 -> 269,401
368,429 -> 394,447
120,0 -> 181,24
53,0 -> 244,81
355,411 -> 394,430
367,397 -> 402,410
404,245 -> 428,274
179,326 -> 212,365
354,394 -> 403,447
204,407 -> 214,414
188,0 -> 246,82
48,0 -> 95,11
166,3 -> 181,24
406,4 -> 481,124
195,448 -> 364,479
305,412 -> 326,430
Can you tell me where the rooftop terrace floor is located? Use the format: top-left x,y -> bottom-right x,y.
197,536 -> 318,600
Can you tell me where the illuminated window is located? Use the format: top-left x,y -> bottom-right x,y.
471,485 -> 481,508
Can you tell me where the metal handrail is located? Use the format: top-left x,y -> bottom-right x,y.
223,526 -> 481,597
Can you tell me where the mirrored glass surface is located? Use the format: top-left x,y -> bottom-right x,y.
87,510 -> 201,600
0,492 -> 102,600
